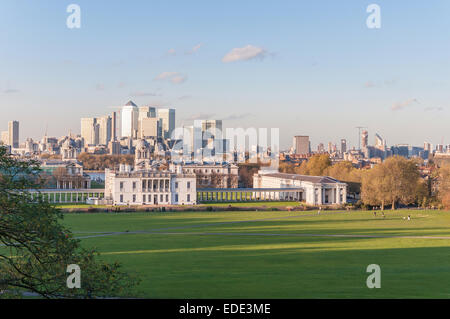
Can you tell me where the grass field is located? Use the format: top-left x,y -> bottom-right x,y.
54,201 -> 301,209
56,209 -> 450,298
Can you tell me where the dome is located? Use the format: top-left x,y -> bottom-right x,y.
63,138 -> 76,148
135,139 -> 148,150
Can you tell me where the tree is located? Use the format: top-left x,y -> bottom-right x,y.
296,154 -> 331,176
325,161 -> 363,197
438,165 -> 450,209
0,146 -> 139,298
361,156 -> 422,210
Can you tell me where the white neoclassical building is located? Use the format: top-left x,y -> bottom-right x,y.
104,165 -> 196,205
253,170 -> 347,205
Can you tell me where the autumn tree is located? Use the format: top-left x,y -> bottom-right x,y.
0,146 -> 139,298
296,154 -> 331,176
438,165 -> 450,209
361,156 -> 423,210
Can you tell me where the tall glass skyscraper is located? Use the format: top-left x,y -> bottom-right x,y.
121,101 -> 139,138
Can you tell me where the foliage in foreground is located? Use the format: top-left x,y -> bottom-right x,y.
0,147 -> 139,298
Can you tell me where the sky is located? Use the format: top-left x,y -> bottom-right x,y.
0,0 -> 449,150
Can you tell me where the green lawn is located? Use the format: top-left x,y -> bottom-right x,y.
199,201 -> 302,207
34,210 -> 450,298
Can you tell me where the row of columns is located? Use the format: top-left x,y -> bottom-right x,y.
28,191 -> 105,204
139,179 -> 171,193
315,186 -> 345,205
198,191 -> 303,202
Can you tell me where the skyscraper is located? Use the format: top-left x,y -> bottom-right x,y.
111,111 -> 118,140
139,106 -> 156,120
361,130 -> 368,149
201,120 -> 223,135
157,108 -> 175,139
8,121 -> 19,148
341,139 -> 347,153
1,131 -> 9,145
81,118 -> 99,145
121,101 -> 139,138
139,117 -> 159,138
374,133 -> 386,151
292,136 -> 310,155
97,116 -> 112,145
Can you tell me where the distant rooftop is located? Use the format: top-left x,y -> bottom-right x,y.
260,172 -> 343,184
125,100 -> 137,107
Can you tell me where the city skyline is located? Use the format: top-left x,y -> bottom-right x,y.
1,1 -> 450,149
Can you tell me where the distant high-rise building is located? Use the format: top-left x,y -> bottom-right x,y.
97,116 -> 112,145
108,140 -> 121,155
317,143 -> 325,153
436,144 -> 444,153
81,118 -> 99,145
1,131 -> 9,145
8,121 -> 19,148
361,130 -> 368,149
157,108 -> 175,139
424,142 -> 431,152
293,136 -> 310,155
139,106 -> 156,120
341,139 -> 347,153
139,117 -> 160,138
121,101 -> 139,138
374,133 -> 386,151
201,120 -> 222,135
111,111 -> 118,140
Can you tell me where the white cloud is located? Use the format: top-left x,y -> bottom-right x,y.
171,75 -> 187,84
186,43 -> 203,55
222,45 -> 267,63
391,98 -> 418,111
155,72 -> 187,84
155,72 -> 178,80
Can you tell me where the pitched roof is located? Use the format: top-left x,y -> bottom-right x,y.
125,100 -> 137,107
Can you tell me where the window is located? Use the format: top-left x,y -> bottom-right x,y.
132,194 -> 136,203
132,182 -> 136,190
143,195 -> 146,203
142,180 -> 146,189
175,194 -> 179,202
120,182 -> 124,190
166,194 -> 169,202
120,194 -> 123,203
175,182 -> 178,189
187,181 -> 191,189
187,194 -> 191,202
160,194 -> 163,202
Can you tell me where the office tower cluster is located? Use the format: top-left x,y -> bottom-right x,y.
78,100 -> 176,156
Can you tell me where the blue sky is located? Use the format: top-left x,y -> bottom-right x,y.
0,0 -> 449,149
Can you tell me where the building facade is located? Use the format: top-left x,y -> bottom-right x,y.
253,170 -> 347,205
293,135 -> 310,155
8,121 -> 19,148
81,117 -> 99,145
104,166 -> 197,205
157,108 -> 175,139
170,162 -> 239,188
121,101 -> 139,138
